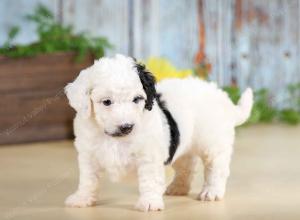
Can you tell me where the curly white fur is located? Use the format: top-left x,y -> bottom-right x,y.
64,54 -> 253,211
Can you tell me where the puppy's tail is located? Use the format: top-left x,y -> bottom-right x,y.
235,88 -> 253,126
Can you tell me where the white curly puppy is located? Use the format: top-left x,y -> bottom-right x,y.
64,54 -> 253,212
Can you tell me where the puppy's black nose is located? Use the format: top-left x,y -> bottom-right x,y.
119,124 -> 134,134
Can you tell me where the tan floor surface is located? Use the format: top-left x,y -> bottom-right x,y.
0,124 -> 300,220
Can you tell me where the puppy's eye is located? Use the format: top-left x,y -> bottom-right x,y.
133,96 -> 144,104
102,99 -> 112,106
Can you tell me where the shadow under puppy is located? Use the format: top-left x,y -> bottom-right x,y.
64,54 -> 253,212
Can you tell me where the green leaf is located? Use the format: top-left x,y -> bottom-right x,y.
8,26 -> 20,40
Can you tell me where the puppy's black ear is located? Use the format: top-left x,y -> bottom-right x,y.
135,63 -> 156,111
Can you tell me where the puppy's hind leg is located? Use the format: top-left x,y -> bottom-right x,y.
165,154 -> 197,196
198,148 -> 232,201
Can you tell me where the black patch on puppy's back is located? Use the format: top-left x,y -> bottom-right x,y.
135,63 -> 156,111
156,94 -> 180,165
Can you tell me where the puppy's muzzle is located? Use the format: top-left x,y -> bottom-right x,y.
119,123 -> 134,135
106,123 -> 134,137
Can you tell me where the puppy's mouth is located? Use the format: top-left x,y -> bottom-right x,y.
104,124 -> 134,137
104,131 -> 129,137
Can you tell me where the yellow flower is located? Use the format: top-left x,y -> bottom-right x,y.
145,57 -> 193,82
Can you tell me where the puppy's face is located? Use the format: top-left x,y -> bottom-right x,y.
65,54 -> 156,139
91,81 -> 146,137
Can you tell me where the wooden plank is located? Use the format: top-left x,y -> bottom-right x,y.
203,0 -> 234,86
133,0 -> 199,68
0,53 -> 93,93
159,0 -> 199,68
62,0 -> 130,56
0,52 -> 93,145
233,0 -> 300,106
133,0 -> 160,60
0,90 -> 72,119
0,123 -> 74,145
279,0 -> 300,107
0,90 -> 75,145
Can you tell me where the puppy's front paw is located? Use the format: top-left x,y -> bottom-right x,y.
135,196 -> 164,212
65,192 -> 97,208
197,185 -> 225,201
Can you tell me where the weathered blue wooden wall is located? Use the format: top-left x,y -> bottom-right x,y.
0,0 -> 299,105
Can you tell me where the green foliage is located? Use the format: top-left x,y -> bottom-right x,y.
223,86 -> 240,104
286,83 -> 300,112
224,84 -> 300,125
7,26 -> 20,43
0,4 -> 112,61
278,109 -> 300,125
251,89 -> 277,123
2,26 -> 20,49
278,82 -> 300,124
